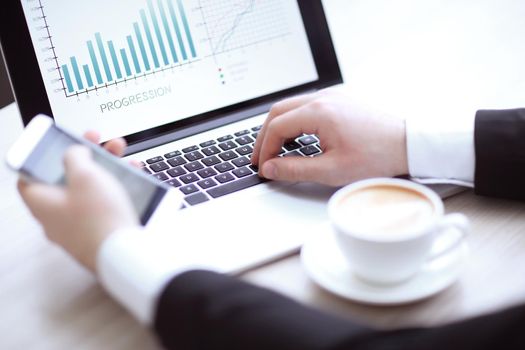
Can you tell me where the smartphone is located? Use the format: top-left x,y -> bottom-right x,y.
6,114 -> 182,225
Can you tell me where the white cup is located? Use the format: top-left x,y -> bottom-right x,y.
328,178 -> 469,285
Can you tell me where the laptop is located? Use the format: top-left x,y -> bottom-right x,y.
1,1 -> 465,273
1,0 -> 344,272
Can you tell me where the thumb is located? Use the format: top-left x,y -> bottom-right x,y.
260,156 -> 332,184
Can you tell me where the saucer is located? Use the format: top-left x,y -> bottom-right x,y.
300,226 -> 469,305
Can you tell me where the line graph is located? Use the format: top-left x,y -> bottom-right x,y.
199,0 -> 291,55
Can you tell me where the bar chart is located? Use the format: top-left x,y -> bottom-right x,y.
59,0 -> 198,96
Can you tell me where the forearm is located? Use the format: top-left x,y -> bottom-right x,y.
153,270 -> 525,350
154,270 -> 371,350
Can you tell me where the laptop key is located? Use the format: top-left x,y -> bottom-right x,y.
233,167 -> 252,178
182,145 -> 199,153
215,173 -> 235,184
284,150 -> 302,157
152,172 -> 169,182
298,135 -> 318,146
180,173 -> 200,184
164,178 -> 182,188
142,167 -> 152,174
202,156 -> 221,167
235,135 -> 254,145
184,161 -> 205,172
252,125 -> 263,132
180,184 -> 199,195
252,132 -> 259,139
185,151 -> 204,162
198,178 -> 218,189
200,140 -> 216,148
150,161 -> 169,173
236,145 -> 253,156
219,141 -> 237,151
164,151 -> 182,159
202,146 -> 221,156
146,156 -> 163,164
185,192 -> 209,206
215,162 -> 235,173
219,151 -> 238,161
167,156 -> 187,167
207,174 -> 266,198
234,130 -> 250,137
284,141 -> 301,151
300,145 -> 321,156
167,166 -> 187,178
232,156 -> 250,167
217,135 -> 233,142
197,168 -> 218,179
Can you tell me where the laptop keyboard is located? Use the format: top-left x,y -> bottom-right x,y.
141,125 -> 322,207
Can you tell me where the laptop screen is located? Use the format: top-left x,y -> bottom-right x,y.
19,0 -> 319,141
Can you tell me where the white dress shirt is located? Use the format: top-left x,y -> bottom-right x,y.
97,116 -> 477,325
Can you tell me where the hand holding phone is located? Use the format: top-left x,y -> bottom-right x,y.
16,145 -> 141,271
6,115 -> 182,225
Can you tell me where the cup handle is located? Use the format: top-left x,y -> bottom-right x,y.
427,213 -> 470,262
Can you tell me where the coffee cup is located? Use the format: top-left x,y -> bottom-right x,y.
328,178 -> 469,285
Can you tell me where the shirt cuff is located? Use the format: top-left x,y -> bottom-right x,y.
97,226 -> 216,325
406,114 -> 476,187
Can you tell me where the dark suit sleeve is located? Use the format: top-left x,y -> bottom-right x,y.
153,270 -> 525,350
475,108 -> 525,200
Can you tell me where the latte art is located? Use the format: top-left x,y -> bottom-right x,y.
335,185 -> 435,239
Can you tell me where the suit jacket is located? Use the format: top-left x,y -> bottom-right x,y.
152,109 -> 525,350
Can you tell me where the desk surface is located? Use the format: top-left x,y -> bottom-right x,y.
1,0 -> 525,349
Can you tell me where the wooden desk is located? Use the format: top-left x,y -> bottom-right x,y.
1,1 -> 524,348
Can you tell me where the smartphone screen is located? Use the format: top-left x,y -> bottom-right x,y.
20,125 -> 169,225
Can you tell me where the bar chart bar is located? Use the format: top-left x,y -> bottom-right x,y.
167,0 -> 187,60
127,35 -> 142,74
148,0 -> 169,65
70,57 -> 84,90
83,65 -> 94,87
140,10 -> 160,68
134,22 -> 151,71
177,0 -> 196,58
120,49 -> 133,77
158,0 -> 179,63
108,41 -> 123,80
87,40 -> 103,84
95,33 -> 113,82
61,65 -> 74,93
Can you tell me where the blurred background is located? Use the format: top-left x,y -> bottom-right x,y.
0,55 -> 13,108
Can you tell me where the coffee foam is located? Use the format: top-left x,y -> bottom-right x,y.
335,185 -> 435,239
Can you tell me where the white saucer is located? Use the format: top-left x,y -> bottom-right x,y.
301,226 -> 469,305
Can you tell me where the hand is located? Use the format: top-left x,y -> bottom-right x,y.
18,133 -> 138,272
252,89 -> 409,186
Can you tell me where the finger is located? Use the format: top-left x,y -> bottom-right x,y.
260,155 -> 335,185
63,145 -> 98,187
84,131 -> 101,144
258,105 -> 320,169
18,178 -> 66,217
103,138 -> 127,157
252,93 -> 317,165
